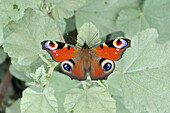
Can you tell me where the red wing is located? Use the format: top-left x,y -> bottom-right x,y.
60,58 -> 87,81
92,38 -> 131,61
41,41 -> 79,62
90,57 -> 115,80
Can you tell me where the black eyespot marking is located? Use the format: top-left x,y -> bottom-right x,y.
57,42 -> 65,49
67,45 -> 71,50
63,63 -> 72,71
99,58 -> 105,65
105,40 -> 114,47
103,63 -> 112,71
68,59 -> 75,65
100,44 -> 103,49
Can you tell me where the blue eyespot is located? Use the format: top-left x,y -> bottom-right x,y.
63,63 -> 72,71
103,63 -> 112,71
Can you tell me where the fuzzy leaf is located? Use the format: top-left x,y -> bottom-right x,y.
116,0 -> 170,42
3,8 -> 61,65
0,0 -> 41,46
108,28 -> 170,113
21,87 -> 58,113
49,0 -> 85,19
77,22 -> 101,47
10,65 -> 31,82
49,71 -> 77,113
75,0 -> 140,37
64,87 -> 116,113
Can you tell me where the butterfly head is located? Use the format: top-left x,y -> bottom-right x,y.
82,42 -> 89,49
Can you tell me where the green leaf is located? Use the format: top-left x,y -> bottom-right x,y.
49,0 -> 85,19
0,0 -> 41,46
21,87 -> 58,113
64,87 -> 116,113
6,98 -> 21,113
29,65 -> 48,86
30,65 -> 46,81
116,8 -> 149,38
116,0 -> 170,42
65,16 -> 76,33
77,22 -> 101,47
0,48 -> 7,64
75,0 -> 140,37
49,71 -> 77,113
108,28 -> 170,113
11,58 -> 46,79
3,8 -> 61,65
10,65 -> 31,82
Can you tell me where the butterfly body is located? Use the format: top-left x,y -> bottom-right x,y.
41,38 -> 130,81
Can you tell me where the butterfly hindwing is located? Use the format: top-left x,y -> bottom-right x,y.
60,58 -> 87,80
92,38 -> 131,61
41,41 -> 78,62
90,56 -> 115,80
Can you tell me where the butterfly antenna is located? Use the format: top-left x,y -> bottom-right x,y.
68,35 -> 82,47
88,33 -> 100,46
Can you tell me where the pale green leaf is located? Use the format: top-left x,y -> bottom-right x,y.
108,28 -> 170,113
3,8 -> 61,65
21,87 -> 58,113
6,98 -> 21,113
49,0 -> 85,19
11,58 -> 46,79
116,8 -> 149,38
0,48 -> 7,64
65,16 -> 76,33
116,0 -> 170,42
30,65 -> 46,81
0,0 -> 41,46
75,0 -> 140,37
10,65 -> 31,82
77,22 -> 101,47
49,71 -> 77,113
64,87 -> 116,113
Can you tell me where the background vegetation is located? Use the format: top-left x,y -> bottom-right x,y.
0,0 -> 170,113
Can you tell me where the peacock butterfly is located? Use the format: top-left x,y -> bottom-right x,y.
41,38 -> 131,81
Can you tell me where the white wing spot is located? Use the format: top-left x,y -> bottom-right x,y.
53,50 -> 56,53
115,52 -> 117,54
116,49 -> 119,51
56,54 -> 58,56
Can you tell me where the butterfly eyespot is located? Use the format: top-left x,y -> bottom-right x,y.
61,60 -> 74,73
45,41 -> 58,50
100,59 -> 115,73
113,39 -> 127,48
103,63 -> 112,71
63,64 -> 72,71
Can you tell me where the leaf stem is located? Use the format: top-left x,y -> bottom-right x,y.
82,81 -> 87,90
39,53 -> 50,64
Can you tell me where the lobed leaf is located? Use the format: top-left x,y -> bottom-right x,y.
21,87 -> 58,113
0,0 -> 41,46
49,71 -> 77,113
116,0 -> 170,42
77,22 -> 101,47
49,0 -> 85,19
3,8 -> 60,65
108,28 -> 170,113
75,0 -> 140,37
64,87 -> 116,113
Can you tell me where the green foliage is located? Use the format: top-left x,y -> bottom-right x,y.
0,0 -> 170,113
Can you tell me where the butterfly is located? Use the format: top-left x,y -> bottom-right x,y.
41,38 -> 131,81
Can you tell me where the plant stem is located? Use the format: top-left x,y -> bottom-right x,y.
39,53 -> 50,64
81,81 -> 87,90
